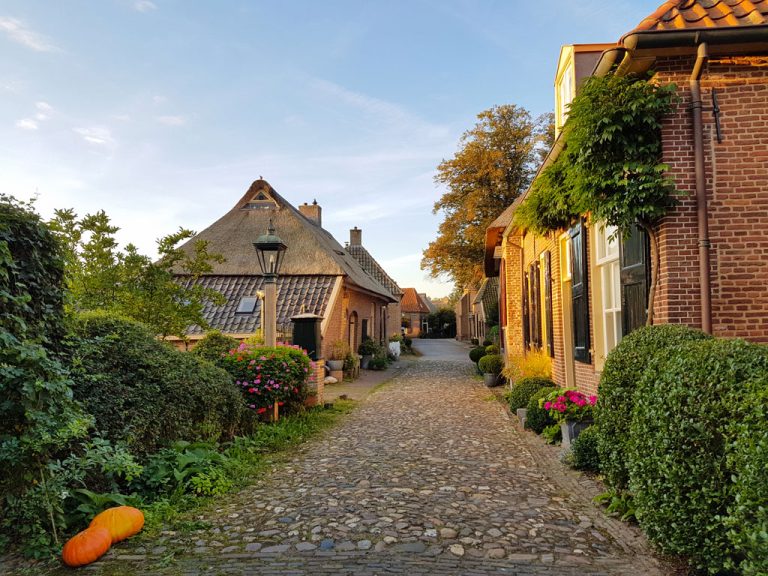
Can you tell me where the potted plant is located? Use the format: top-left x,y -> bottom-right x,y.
469,346 -> 487,374
358,337 -> 378,369
543,389 -> 597,448
478,354 -> 504,387
328,340 -> 350,371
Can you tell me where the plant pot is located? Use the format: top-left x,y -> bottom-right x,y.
560,419 -> 593,448
327,359 -> 344,371
516,408 -> 527,427
361,355 -> 372,369
483,372 -> 500,387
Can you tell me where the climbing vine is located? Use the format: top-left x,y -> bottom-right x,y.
514,73 -> 679,323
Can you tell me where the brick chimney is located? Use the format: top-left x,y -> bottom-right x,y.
299,199 -> 322,226
350,226 -> 362,246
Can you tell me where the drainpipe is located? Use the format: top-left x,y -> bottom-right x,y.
689,42 -> 713,334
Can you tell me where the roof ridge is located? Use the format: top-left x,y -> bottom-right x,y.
628,0 -> 768,34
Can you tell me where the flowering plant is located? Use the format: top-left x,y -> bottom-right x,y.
542,389 -> 597,423
221,342 -> 313,413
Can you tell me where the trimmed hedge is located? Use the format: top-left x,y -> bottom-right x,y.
628,338 -> 768,574
478,354 -> 503,375
67,312 -> 246,455
524,387 -> 557,434
469,346 -> 486,364
569,425 -> 600,472
508,376 -> 556,411
485,344 -> 500,355
595,324 -> 711,492
191,330 -> 239,367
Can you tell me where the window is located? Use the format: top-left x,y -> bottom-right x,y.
557,61 -> 575,129
542,251 -> 554,358
595,223 -> 622,356
570,221 -> 590,363
236,296 -> 258,314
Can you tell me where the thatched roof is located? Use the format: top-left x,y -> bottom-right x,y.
346,243 -> 403,299
473,276 -> 499,312
176,180 -> 395,302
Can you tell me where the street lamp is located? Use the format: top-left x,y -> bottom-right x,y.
253,219 -> 287,346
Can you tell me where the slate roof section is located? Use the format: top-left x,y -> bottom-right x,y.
180,275 -> 337,335
632,0 -> 768,32
346,244 -> 403,299
175,180 -> 395,302
401,287 -> 431,314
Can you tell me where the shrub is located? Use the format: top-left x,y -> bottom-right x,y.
191,331 -> 239,367
68,312 -> 245,456
482,339 -> 492,347
628,338 -> 768,574
468,346 -> 486,364
330,340 -> 351,361
507,376 -> 555,411
221,342 -> 312,414
569,425 -> 600,472
470,338 -> 478,346
502,348 -> 552,383
485,344 -> 500,355
524,387 -> 556,434
478,354 -> 503,375
596,324 -> 711,493
541,423 -> 561,444
403,337 -> 413,349
358,337 -> 378,356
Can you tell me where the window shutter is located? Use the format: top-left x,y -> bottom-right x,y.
531,262 -> 542,349
543,251 -> 554,358
523,271 -> 530,348
570,221 -> 591,363
620,225 -> 650,336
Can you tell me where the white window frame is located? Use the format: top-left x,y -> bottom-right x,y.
595,223 -> 622,360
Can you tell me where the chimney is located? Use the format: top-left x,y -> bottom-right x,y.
350,226 -> 362,246
299,199 -> 322,226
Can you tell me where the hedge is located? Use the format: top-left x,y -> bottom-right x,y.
628,338 -> 768,574
508,376 -> 556,412
191,330 -> 239,368
524,386 -> 557,434
595,324 -> 711,492
478,353 -> 503,375
569,425 -> 600,472
67,312 -> 246,455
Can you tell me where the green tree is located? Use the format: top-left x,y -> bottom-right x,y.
49,210 -> 225,340
422,105 -> 552,287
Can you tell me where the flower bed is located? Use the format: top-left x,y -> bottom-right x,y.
543,389 -> 597,423
221,342 -> 313,415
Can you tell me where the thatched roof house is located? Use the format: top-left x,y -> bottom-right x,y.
173,179 -> 399,357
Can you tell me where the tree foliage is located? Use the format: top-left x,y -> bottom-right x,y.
422,105 -> 552,287
49,209 -> 226,340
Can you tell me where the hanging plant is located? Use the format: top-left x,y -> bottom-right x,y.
515,73 -> 679,323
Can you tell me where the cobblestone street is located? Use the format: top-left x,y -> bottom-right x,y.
78,340 -> 669,575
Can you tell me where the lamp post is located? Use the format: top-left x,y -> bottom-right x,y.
253,219 -> 287,347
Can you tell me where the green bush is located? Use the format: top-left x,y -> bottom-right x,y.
485,344 -> 500,355
221,342 -> 311,413
507,376 -> 555,411
358,337 -> 378,356
478,354 -> 503,375
524,387 -> 556,434
628,338 -> 768,574
482,339 -> 492,347
469,346 -> 486,364
596,324 -> 711,492
67,312 -> 245,456
191,330 -> 239,367
569,425 -> 600,472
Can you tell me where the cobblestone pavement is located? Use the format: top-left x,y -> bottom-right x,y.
68,343 -> 669,575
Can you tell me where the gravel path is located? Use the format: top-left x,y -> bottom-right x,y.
53,342 -> 669,575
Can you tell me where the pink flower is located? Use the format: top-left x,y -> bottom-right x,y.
588,395 -> 597,405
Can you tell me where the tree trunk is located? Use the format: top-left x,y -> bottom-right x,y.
640,221 -> 660,326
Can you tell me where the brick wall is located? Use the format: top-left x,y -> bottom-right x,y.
654,55 -> 768,342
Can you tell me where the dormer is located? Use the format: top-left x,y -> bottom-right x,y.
554,44 -> 615,138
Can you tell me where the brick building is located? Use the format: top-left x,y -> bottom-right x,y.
172,179 -> 399,358
490,0 -> 768,394
401,287 -> 431,337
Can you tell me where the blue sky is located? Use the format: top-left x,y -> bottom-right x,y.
2,0 -> 663,298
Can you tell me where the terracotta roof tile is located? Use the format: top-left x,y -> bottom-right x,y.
632,0 -> 768,33
401,287 -> 431,314
179,275 -> 336,335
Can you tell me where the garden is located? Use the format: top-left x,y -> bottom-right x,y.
0,196 -> 351,566
500,325 -> 767,576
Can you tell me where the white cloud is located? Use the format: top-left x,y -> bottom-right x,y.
133,1 -> 157,13
152,95 -> 167,104
156,115 -> 186,126
74,126 -> 115,146
0,17 -> 57,52
16,118 -> 38,130
34,101 -> 53,120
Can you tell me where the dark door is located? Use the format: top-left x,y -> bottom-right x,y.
570,221 -> 590,363
620,225 -> 650,336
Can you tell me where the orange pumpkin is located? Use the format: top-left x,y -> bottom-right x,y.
89,506 -> 145,543
61,526 -> 112,567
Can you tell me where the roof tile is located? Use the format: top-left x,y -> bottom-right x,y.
631,0 -> 768,33
401,287 -> 431,314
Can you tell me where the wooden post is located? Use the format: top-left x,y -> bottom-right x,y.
273,402 -> 279,422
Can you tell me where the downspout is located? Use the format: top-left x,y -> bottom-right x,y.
689,42 -> 713,334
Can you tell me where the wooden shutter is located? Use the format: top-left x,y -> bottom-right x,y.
620,225 -> 650,336
531,262 -> 542,349
570,221 -> 591,363
543,251 -> 554,357
523,271 -> 530,348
